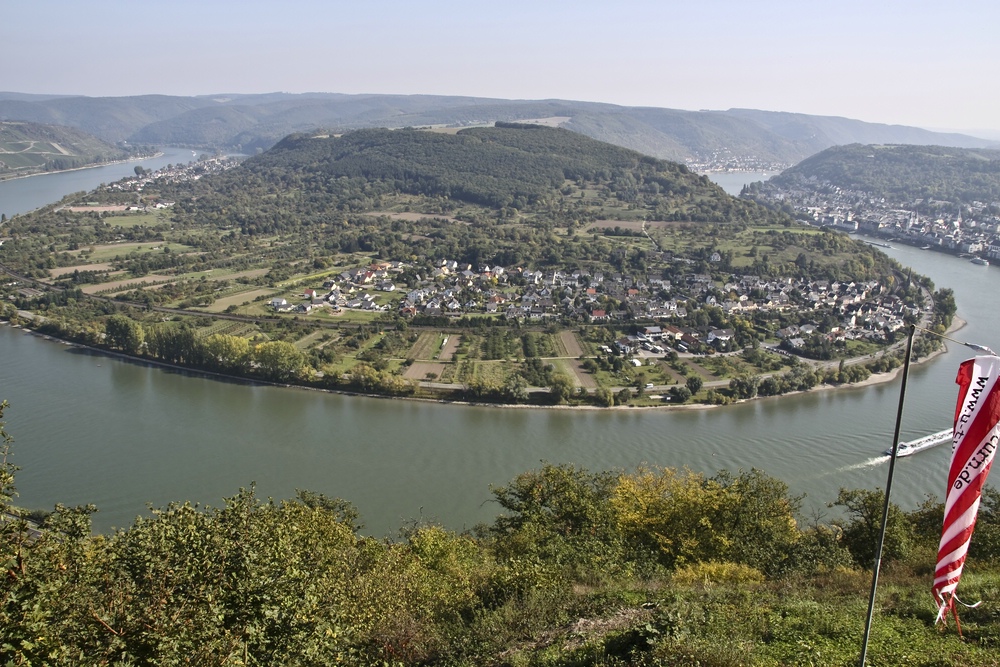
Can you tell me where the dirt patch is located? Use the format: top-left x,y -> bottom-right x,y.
63,205 -> 127,213
204,288 -> 278,313
683,359 -> 717,382
49,262 -> 114,277
404,362 -> 447,381
439,335 -> 461,361
499,606 -> 652,660
564,359 -> 597,388
559,330 -> 584,357
586,220 -> 682,232
222,268 -> 270,280
80,274 -> 174,294
364,211 -> 464,225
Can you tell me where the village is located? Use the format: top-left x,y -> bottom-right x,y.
104,154 -> 243,195
270,254 -> 918,358
748,178 -> 1000,263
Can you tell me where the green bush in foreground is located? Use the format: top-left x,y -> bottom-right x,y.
3,407 -> 999,665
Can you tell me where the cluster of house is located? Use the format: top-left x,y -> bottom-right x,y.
686,149 -> 789,174
270,256 -> 914,347
611,325 -> 727,356
105,156 -> 241,194
756,181 -> 1000,261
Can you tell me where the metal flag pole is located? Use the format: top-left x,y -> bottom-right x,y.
912,324 -> 997,357
858,323 -> 996,663
859,323 -> 915,667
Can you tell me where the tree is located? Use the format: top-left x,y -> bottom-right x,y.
104,314 -> 145,355
669,385 -> 692,403
594,387 -> 615,407
710,469 -> 802,576
833,488 -> 912,567
548,372 -> 574,404
253,341 -> 307,382
685,375 -> 703,395
202,334 -> 251,373
729,373 -> 759,399
488,463 -> 622,569
611,466 -> 727,569
503,374 -> 529,403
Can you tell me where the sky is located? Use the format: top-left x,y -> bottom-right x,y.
5,0 -> 999,134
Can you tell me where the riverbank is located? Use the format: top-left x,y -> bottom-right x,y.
2,316 -> 964,413
0,151 -> 163,184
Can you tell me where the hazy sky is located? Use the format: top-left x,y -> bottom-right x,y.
5,0 -> 998,132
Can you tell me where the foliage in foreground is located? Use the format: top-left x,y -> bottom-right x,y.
3,405 -> 1000,665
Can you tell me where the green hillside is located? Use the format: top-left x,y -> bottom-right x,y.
767,143 -> 1000,203
196,123 -> 777,217
0,120 -> 142,179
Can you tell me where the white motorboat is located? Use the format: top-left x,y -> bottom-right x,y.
884,428 -> 953,457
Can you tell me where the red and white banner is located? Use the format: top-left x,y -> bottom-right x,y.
933,355 -> 1000,623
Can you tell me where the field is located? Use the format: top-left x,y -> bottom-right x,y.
292,330 -> 328,351
49,262 -> 114,278
63,205 -> 128,213
557,330 -> 583,357
407,332 -> 446,361
439,335 -> 461,361
469,360 -> 507,385
403,362 -> 447,381
69,242 -> 195,263
364,211 -> 463,225
194,321 -> 259,339
585,219 -> 680,233
0,140 -> 71,171
99,211 -> 173,228
201,288 -> 278,313
81,275 -> 174,294
554,358 -> 596,388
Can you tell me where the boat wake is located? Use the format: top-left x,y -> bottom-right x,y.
832,456 -> 889,473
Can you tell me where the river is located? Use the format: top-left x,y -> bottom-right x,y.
0,165 -> 995,537
703,171 -> 778,195
0,146 -> 202,218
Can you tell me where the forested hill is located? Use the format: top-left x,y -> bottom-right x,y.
162,124 -> 787,239
0,120 -> 142,179
766,143 -> 1000,203
257,124 -> 709,210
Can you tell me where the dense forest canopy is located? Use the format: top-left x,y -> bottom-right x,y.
224,124 -> 709,208
162,124 -> 782,234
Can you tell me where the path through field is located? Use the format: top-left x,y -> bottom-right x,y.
558,330 -> 583,357
439,334 -> 460,361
